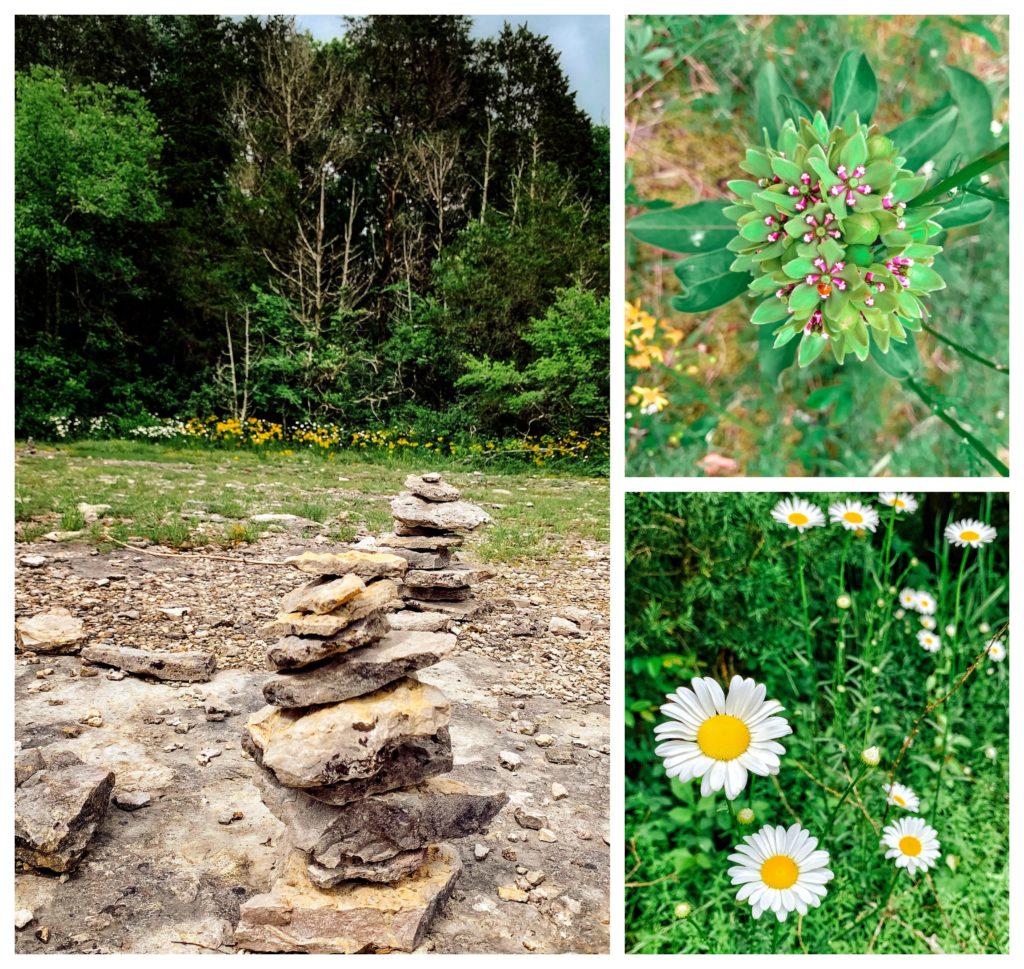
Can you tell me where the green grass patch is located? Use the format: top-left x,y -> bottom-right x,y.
14,440 -> 608,562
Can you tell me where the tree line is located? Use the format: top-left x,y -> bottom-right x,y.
14,15 -> 609,440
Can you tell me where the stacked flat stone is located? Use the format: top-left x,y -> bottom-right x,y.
236,546 -> 507,953
382,474 -> 495,622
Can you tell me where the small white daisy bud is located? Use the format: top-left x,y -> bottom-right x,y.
861,746 -> 881,766
674,902 -> 692,919
945,625 -> 956,638
836,594 -> 852,609
911,557 -> 919,567
979,622 -> 991,634
876,598 -> 885,609
985,746 -> 997,760
895,608 -> 905,619
987,667 -> 995,676
870,638 -> 877,647
838,742 -> 847,753
872,705 -> 881,714
963,765 -> 972,776
888,585 -> 897,595
737,807 -> 755,825
871,666 -> 881,675
837,684 -> 846,693
945,855 -> 959,872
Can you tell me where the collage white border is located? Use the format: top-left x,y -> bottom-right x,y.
2,0 -> 1017,963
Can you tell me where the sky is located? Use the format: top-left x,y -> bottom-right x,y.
295,14 -> 609,122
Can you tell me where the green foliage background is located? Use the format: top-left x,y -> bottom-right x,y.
14,15 -> 609,448
625,15 -> 1008,476
625,492 -> 1009,953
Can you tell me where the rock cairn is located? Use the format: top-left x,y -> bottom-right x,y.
236,476 -> 507,953
374,473 -> 495,627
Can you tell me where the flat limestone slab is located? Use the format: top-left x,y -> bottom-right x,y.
15,748 -> 115,873
402,585 -> 472,602
307,848 -> 426,888
404,565 -> 495,589
81,645 -> 216,682
390,494 -> 492,533
280,573 -> 365,615
285,550 -> 408,580
403,474 -> 461,503
234,844 -> 462,953
405,598 -> 495,620
377,546 -> 452,569
257,772 -> 508,865
260,580 -> 401,639
266,612 -> 390,671
244,677 -> 450,788
300,729 -> 453,806
388,610 -> 450,632
262,631 -> 456,707
378,533 -> 464,550
16,608 -> 86,654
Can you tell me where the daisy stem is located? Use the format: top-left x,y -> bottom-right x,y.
821,762 -> 869,842
796,540 -> 817,764
933,551 -> 971,821
879,868 -> 903,919
837,531 -> 850,597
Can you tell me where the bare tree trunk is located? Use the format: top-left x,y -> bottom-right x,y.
479,118 -> 493,224
225,311 -> 239,420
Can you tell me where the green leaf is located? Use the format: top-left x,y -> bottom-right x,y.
888,105 -> 960,173
672,249 -> 750,313
759,323 -> 797,384
788,283 -> 821,313
627,201 -> 737,253
932,197 -> 994,228
871,331 -> 920,379
839,130 -> 867,172
771,157 -> 803,185
798,331 -> 828,367
830,51 -> 878,126
750,297 -> 791,325
949,18 -> 1002,52
754,61 -> 797,144
943,66 -> 994,163
907,264 -> 946,292
783,258 -> 817,279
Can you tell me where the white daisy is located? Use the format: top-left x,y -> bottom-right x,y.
987,639 -> 1006,662
917,629 -> 941,653
881,816 -> 941,877
829,499 -> 880,533
883,782 -> 920,813
919,615 -> 936,631
899,588 -> 918,609
771,497 -> 825,533
654,676 -> 792,800
878,492 -> 918,513
944,518 -> 997,548
727,823 -> 834,922
914,591 -> 937,615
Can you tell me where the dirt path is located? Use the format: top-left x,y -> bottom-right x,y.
14,519 -> 609,953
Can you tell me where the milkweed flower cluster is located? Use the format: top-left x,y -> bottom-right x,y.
728,113 -> 946,364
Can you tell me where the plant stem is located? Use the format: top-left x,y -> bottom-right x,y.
796,539 -> 819,770
822,763 -> 869,842
905,378 -> 1008,476
911,143 -> 1009,206
920,322 -> 1009,375
933,551 -> 971,822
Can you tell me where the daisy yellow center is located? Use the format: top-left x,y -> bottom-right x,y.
788,512 -> 809,526
898,835 -> 922,857
894,499 -> 905,508
959,530 -> 980,542
696,714 -> 750,761
893,795 -> 906,806
843,510 -> 864,524
760,854 -> 799,889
